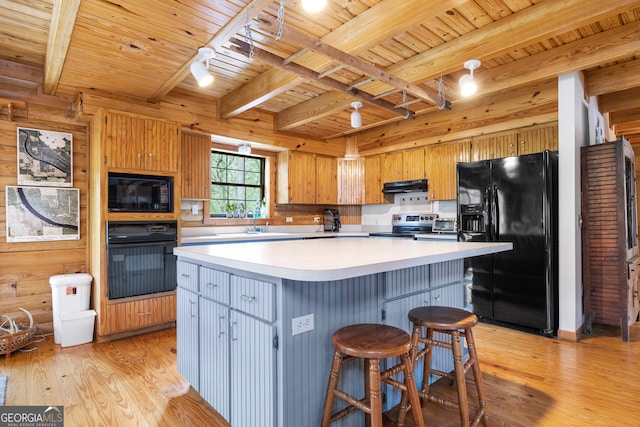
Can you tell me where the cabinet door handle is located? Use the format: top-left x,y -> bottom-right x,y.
137,311 -> 152,317
188,299 -> 196,318
230,321 -> 238,342
218,315 -> 226,338
137,152 -> 141,167
181,273 -> 190,278
240,294 -> 256,302
207,282 -> 218,288
148,153 -> 153,168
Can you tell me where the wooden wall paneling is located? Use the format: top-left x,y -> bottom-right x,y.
471,130 -> 518,161
517,122 -> 559,154
0,117 -> 88,335
337,158 -> 364,205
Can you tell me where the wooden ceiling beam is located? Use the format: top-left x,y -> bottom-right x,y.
259,24 -> 440,106
585,58 -> 640,97
147,0 -> 275,103
376,0 -> 640,87
610,107 -> 640,125
219,0 -> 465,118
44,0 -> 81,95
599,87 -> 640,113
230,39 -> 412,122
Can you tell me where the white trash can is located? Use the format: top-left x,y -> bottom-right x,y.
49,273 -> 94,346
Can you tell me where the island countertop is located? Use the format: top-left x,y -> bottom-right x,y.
174,238 -> 512,281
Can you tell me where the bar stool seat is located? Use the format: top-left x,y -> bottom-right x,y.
321,323 -> 425,427
400,306 -> 488,427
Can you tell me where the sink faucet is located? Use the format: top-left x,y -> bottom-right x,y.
246,210 -> 256,232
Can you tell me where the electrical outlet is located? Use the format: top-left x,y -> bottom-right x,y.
286,217 -> 293,223
313,216 -> 321,224
292,313 -> 314,336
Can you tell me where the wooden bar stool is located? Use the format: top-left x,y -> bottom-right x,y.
321,323 -> 425,427
399,306 -> 488,427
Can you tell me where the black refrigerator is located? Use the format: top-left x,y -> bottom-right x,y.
456,150 -> 558,336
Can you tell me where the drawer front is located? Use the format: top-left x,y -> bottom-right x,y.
200,266 -> 230,304
230,276 -> 276,322
177,260 -> 199,292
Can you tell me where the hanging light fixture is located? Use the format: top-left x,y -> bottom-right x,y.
350,102 -> 363,128
302,0 -> 327,13
459,59 -> 481,97
238,143 -> 252,155
190,47 -> 215,87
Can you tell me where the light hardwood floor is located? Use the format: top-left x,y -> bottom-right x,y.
1,322 -> 639,426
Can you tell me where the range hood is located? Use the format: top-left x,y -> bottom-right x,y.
382,179 -> 428,194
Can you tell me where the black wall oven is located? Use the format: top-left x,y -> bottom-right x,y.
107,221 -> 177,299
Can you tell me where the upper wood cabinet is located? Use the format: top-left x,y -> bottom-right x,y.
276,151 -> 337,204
425,140 -> 471,201
181,132 -> 211,200
471,123 -> 558,161
103,110 -> 180,172
382,151 -> 403,183
403,147 -> 426,180
316,155 -> 338,205
364,154 -> 389,204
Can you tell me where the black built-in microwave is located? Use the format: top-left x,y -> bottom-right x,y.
108,172 -> 174,212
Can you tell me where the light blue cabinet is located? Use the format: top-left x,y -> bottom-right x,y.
176,261 -> 277,426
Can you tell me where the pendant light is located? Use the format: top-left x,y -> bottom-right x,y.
459,59 -> 481,97
302,0 -> 327,13
190,47 -> 215,87
350,101 -> 363,128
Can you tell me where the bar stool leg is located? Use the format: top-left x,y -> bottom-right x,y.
367,359 -> 383,427
396,323 -> 423,425
421,327 -> 435,393
466,328 -> 489,426
401,352 -> 425,427
451,330 -> 470,427
321,351 -> 344,427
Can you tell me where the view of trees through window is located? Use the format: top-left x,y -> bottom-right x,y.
210,151 -> 265,217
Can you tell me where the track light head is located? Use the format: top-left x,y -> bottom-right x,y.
459,59 -> 481,97
190,47 -> 215,87
350,101 -> 363,128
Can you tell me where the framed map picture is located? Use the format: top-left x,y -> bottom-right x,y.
17,127 -> 73,187
5,186 -> 79,242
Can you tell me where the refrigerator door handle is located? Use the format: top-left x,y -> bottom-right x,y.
483,186 -> 491,239
491,185 -> 499,241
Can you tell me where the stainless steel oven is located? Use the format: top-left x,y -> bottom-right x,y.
368,213 -> 438,238
106,221 -> 177,299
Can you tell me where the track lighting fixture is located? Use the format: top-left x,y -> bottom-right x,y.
190,47 -> 215,87
350,101 -> 363,128
459,59 -> 481,97
302,0 -> 327,13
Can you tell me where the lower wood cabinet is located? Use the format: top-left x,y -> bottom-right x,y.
104,294 -> 176,334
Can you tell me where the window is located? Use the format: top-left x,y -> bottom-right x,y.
210,151 -> 265,218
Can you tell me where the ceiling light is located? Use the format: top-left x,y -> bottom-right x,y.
238,144 -> 251,155
190,47 -> 215,87
350,101 -> 362,128
459,59 -> 481,97
302,0 -> 327,13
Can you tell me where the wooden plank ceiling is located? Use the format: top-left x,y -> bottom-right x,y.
1,0 -> 640,145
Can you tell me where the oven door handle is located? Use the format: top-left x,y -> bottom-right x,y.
107,240 -> 177,248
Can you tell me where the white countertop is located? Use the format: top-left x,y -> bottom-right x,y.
181,231 -> 368,244
174,238 -> 512,281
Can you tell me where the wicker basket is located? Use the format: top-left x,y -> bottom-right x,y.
0,322 -> 37,358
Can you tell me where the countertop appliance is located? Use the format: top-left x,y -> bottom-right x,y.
432,217 -> 457,234
323,208 -> 341,232
369,212 -> 438,238
457,150 -> 558,336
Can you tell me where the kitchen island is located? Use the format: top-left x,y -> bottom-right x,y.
174,238 -> 511,427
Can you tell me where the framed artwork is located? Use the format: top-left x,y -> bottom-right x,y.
17,127 -> 73,187
5,186 -> 80,242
